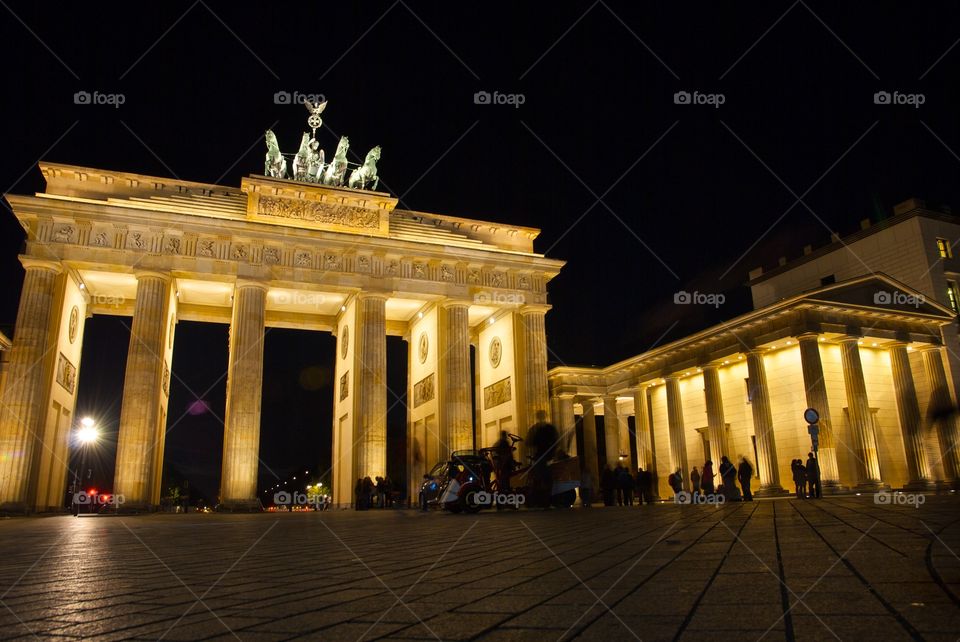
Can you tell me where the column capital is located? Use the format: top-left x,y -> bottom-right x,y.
886,341 -> 909,350
838,334 -> 863,344
134,270 -> 171,282
234,279 -> 268,291
439,298 -> 472,310
915,343 -> 942,354
18,256 -> 62,274
700,363 -> 719,372
357,291 -> 389,302
797,332 -> 820,342
518,303 -> 551,316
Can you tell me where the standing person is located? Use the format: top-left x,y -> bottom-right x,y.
614,464 -> 625,506
738,457 -> 754,501
791,459 -> 807,499
354,478 -> 363,510
690,466 -> 701,499
619,466 -> 635,506
635,467 -> 648,505
806,453 -> 822,499
527,411 -> 559,508
668,467 -> 684,497
580,468 -> 594,507
701,460 -> 715,496
719,456 -> 738,501
601,465 -> 616,506
493,430 -> 514,492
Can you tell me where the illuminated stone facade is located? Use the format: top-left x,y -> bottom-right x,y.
0,162 -> 564,511
550,273 -> 960,497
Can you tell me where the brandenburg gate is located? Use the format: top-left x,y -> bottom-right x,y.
0,144 -> 563,510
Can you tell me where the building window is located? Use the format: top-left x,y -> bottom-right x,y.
948,280 -> 959,314
820,274 -> 835,286
750,436 -> 760,478
744,377 -> 753,404
937,238 -> 953,259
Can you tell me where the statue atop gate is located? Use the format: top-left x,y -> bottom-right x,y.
264,98 -> 383,192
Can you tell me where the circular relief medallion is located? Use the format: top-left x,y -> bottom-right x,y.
489,336 -> 502,368
418,331 -> 429,364
68,306 -> 79,344
341,325 -> 349,359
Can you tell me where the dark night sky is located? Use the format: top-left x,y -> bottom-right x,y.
2,2 -> 959,501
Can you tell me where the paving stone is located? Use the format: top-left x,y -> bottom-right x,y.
0,497 -> 957,640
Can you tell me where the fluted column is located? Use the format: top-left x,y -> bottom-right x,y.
889,342 -> 931,489
797,333 -> 840,487
838,337 -> 883,487
580,399 -> 599,482
115,272 -> 172,509
220,282 -> 267,509
0,258 -> 62,510
665,376 -> 689,491
558,394 -> 577,456
519,307 -> 550,430
634,385 -> 659,498
440,301 -> 472,452
602,395 -> 621,467
746,350 -> 787,494
355,294 -> 387,479
702,365 -> 730,462
922,346 -> 960,484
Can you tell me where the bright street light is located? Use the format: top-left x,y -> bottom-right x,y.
76,418 -> 99,444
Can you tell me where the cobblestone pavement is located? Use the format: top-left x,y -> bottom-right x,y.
0,496 -> 958,641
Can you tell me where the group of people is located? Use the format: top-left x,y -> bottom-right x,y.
669,455 -> 755,502
353,475 -> 398,510
588,464 -> 657,507
791,453 -> 822,499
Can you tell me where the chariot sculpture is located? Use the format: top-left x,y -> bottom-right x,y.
262,98 -> 382,192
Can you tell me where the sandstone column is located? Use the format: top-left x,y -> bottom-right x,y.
665,376 -> 689,491
115,272 -> 172,509
797,333 -> 840,487
439,301 -> 472,452
634,384 -> 659,498
0,258 -> 62,510
580,398 -> 599,483
519,306 -> 550,431
602,395 -> 621,467
558,394 -> 577,456
888,342 -> 931,488
355,294 -> 387,479
220,281 -> 267,509
838,336 -> 883,488
746,350 -> 787,494
922,346 -> 960,484
701,365 -> 730,462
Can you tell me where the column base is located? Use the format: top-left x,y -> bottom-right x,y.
821,481 -> 848,495
901,480 -> 936,492
218,500 -> 262,512
754,485 -> 790,497
0,501 -> 31,515
853,480 -> 889,492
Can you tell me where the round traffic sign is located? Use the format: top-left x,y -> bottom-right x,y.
804,407 -> 820,424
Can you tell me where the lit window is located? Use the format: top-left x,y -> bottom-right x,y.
936,238 -> 953,259
948,281 -> 959,314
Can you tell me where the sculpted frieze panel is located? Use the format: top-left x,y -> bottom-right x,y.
256,196 -> 381,229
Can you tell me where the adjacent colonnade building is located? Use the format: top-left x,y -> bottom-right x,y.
550,201 -> 960,497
